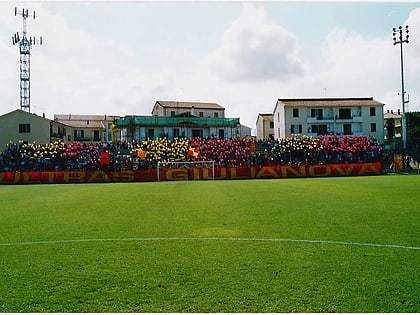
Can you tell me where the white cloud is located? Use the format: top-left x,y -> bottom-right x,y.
281,27 -> 402,102
205,4 -> 306,83
2,2 -> 420,135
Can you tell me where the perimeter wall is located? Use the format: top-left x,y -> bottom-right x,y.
0,162 -> 381,184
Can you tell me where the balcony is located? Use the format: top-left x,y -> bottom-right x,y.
50,132 -> 63,139
74,137 -> 102,142
306,116 -> 335,124
335,116 -> 363,123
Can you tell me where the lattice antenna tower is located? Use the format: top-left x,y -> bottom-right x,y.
12,7 -> 43,113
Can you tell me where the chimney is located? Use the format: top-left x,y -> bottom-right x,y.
397,109 -> 401,115
387,110 -> 389,113
391,110 -> 393,114
191,106 -> 195,116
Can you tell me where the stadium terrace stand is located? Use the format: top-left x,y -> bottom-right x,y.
0,135 -> 383,172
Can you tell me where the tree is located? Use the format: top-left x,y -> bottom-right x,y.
406,112 -> 420,139
386,118 -> 395,140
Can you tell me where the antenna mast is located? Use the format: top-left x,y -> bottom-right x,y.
12,7 -> 43,113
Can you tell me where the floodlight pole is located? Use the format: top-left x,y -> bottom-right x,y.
12,7 -> 43,113
393,25 -> 409,150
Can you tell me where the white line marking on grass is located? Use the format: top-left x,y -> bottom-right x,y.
0,237 -> 419,251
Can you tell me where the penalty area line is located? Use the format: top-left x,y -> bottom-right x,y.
0,237 -> 419,251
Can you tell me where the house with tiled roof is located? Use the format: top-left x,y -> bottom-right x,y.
384,109 -> 402,140
54,114 -> 120,142
273,97 -> 385,142
256,113 -> 274,140
114,100 -> 250,141
151,101 -> 225,118
0,109 -> 67,150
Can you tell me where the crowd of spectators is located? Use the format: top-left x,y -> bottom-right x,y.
0,134 -> 383,172
188,137 -> 253,167
257,134 -> 383,166
0,140 -> 115,171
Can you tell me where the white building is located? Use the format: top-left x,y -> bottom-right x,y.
273,97 -> 385,143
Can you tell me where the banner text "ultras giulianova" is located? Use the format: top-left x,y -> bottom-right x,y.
0,162 -> 381,184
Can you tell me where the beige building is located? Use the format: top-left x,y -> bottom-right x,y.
0,109 -> 66,150
256,113 -> 274,140
0,110 -> 120,150
54,114 -> 120,143
273,97 -> 385,143
152,101 -> 226,119
114,100 -> 250,141
384,109 -> 402,140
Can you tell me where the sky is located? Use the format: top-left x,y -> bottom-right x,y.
1,1 -> 420,134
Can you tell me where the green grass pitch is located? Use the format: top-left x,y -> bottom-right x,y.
0,174 -> 419,312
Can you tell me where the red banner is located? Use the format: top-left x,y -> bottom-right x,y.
0,162 -> 381,184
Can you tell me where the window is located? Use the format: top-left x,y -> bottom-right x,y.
371,123 -> 377,132
269,121 -> 274,128
94,130 -> 100,141
339,108 -> 351,119
214,112 -> 219,118
192,129 -> 203,138
293,108 -> 299,117
199,112 -> 204,117
173,128 -> 180,138
311,109 -> 323,120
370,107 -> 376,116
311,124 -> 328,135
74,130 -> 84,139
291,124 -> 302,134
343,124 -> 352,135
147,129 -> 154,139
171,111 -> 176,117
218,129 -> 225,139
19,123 -> 30,133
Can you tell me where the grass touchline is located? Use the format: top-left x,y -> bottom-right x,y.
1,236 -> 419,251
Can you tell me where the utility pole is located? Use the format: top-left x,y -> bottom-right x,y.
392,25 -> 409,150
12,7 -> 43,113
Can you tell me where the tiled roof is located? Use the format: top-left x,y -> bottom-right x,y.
54,114 -> 120,129
384,112 -> 402,119
258,113 -> 273,121
278,97 -> 384,107
54,114 -> 120,121
59,120 -> 105,129
156,101 -> 224,110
